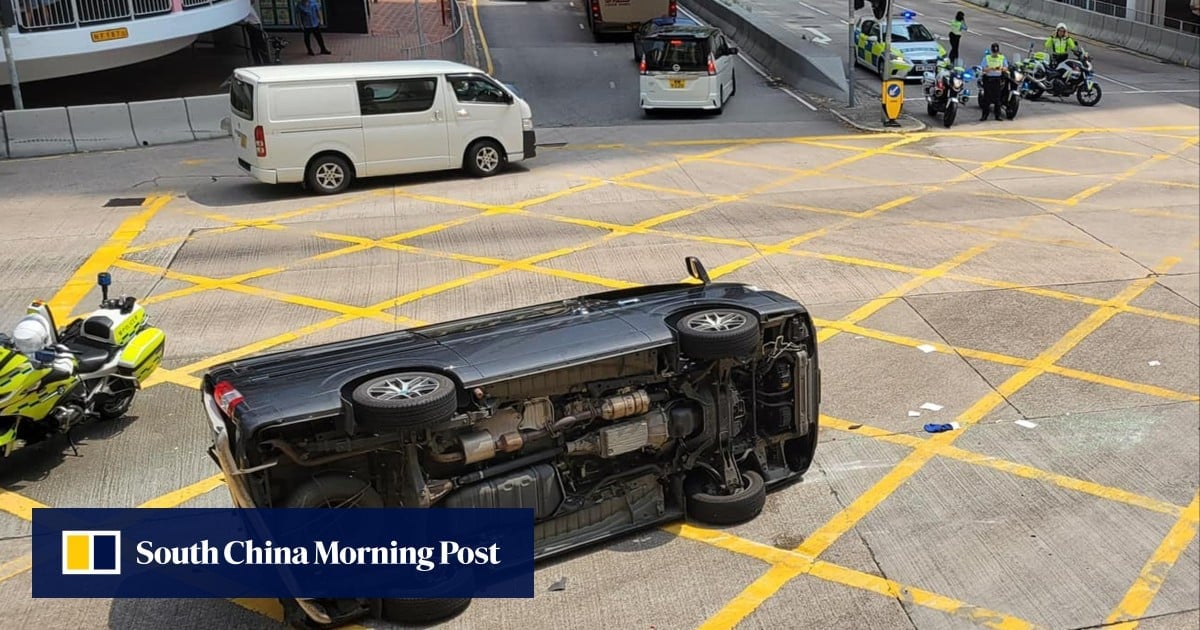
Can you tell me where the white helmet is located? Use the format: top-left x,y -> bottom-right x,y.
12,314 -> 52,356
1056,22 -> 1068,31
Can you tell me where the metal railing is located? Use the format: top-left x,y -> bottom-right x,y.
382,0 -> 466,63
12,0 -> 230,32
1054,0 -> 1200,34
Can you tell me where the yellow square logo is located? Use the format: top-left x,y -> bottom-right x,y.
62,531 -> 121,575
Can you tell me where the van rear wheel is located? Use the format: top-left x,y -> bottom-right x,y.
305,154 -> 353,195
464,139 -> 506,178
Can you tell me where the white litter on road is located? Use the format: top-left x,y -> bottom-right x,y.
1016,420 -> 1039,429
908,411 -> 921,417
917,344 -> 937,353
920,402 -> 944,412
1148,360 -> 1162,366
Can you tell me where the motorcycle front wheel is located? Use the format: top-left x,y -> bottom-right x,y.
943,101 -> 957,128
1077,83 -> 1102,106
1006,94 -> 1020,119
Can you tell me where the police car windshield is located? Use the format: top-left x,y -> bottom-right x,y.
889,23 -> 935,42
644,37 -> 710,72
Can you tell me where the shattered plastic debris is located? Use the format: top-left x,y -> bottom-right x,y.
1148,360 -> 1161,366
549,578 -> 567,592
919,402 -> 944,412
1015,420 -> 1038,429
908,411 -> 921,417
924,422 -> 960,433
917,344 -> 937,353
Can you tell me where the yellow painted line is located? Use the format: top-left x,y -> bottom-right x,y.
905,218 -> 1115,254
0,489 -> 47,522
978,133 -> 1154,158
1140,179 -> 1200,190
756,201 -> 864,218
1064,138 -> 1199,207
817,239 -> 1005,344
470,0 -> 493,74
137,474 -> 226,508
821,416 -> 1187,517
0,554 -> 32,584
819,319 -> 1199,402
124,225 -> 249,255
704,258 -> 1179,627
1105,491 -> 1200,626
1129,208 -> 1200,220
140,365 -> 203,390
791,138 -> 1079,176
393,189 -> 495,211
810,562 -> 1040,630
49,194 -> 170,321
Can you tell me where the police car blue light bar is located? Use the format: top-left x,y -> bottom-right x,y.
902,10 -> 915,19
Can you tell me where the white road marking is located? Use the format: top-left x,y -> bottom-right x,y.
1119,88 -> 1200,94
593,49 -> 598,56
804,27 -> 832,45
609,81 -> 616,88
797,0 -> 828,15
679,6 -> 819,110
998,26 -> 1040,39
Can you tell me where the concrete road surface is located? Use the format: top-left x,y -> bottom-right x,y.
0,2 -> 1196,629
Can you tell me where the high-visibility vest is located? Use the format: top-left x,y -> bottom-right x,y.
983,53 -> 1006,75
1046,36 -> 1075,54
949,20 -> 965,36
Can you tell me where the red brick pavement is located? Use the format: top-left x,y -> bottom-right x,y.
277,0 -> 461,62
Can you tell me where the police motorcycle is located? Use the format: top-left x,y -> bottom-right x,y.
922,57 -> 971,128
1018,41 -> 1102,106
0,273 -> 166,458
973,50 -> 1023,119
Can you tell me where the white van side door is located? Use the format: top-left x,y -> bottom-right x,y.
356,76 -> 451,176
444,73 -> 523,167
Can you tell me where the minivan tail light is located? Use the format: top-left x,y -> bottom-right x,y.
213,380 -> 245,418
254,125 -> 266,157
708,56 -> 717,75
639,57 -> 646,74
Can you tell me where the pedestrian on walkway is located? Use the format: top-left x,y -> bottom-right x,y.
948,11 -> 966,66
241,0 -> 270,65
294,0 -> 332,56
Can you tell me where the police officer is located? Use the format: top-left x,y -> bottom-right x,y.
1045,22 -> 1078,89
979,42 -> 1007,121
948,11 -> 967,66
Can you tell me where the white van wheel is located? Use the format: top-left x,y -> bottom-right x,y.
464,140 -> 505,178
305,154 -> 353,195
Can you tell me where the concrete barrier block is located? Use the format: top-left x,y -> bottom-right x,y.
185,94 -> 232,140
128,97 -> 195,146
66,103 -> 137,153
0,114 -> 7,160
2,107 -> 76,158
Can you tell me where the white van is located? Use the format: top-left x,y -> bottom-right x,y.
227,60 -> 537,195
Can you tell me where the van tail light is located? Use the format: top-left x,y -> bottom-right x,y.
590,0 -> 599,19
213,380 -> 246,418
639,57 -> 647,74
668,0 -> 676,15
254,125 -> 266,157
707,56 -> 717,75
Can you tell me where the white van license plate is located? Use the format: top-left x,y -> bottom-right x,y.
238,133 -> 247,148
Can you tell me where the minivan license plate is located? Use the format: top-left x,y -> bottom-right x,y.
669,79 -> 686,88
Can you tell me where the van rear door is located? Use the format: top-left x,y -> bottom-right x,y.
357,76 -> 451,176
229,74 -> 260,167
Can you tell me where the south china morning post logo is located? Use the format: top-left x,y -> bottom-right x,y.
33,507 -> 535,599
61,530 -> 122,576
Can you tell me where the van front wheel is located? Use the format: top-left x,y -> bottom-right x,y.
305,154 -> 353,195
464,140 -> 506,178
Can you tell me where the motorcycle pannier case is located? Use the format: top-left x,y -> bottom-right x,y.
117,327 -> 165,383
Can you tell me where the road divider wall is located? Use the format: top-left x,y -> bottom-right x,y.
2,94 -> 231,160
680,0 -> 850,100
966,0 -> 1200,67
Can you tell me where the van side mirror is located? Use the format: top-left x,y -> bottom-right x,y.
728,46 -> 738,55
685,257 -> 711,284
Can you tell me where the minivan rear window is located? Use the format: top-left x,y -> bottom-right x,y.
230,77 -> 254,120
643,37 -> 710,72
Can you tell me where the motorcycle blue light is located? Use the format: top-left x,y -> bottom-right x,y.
902,10 -> 914,19
963,71 -> 974,80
